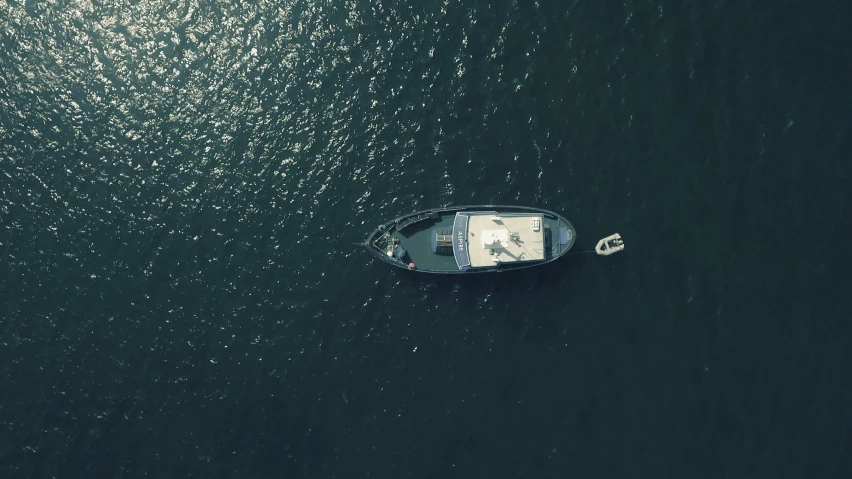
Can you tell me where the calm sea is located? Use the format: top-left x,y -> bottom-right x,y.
1,0 -> 850,477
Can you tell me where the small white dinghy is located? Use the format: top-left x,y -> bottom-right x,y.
595,233 -> 625,256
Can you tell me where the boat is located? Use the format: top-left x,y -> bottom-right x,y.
363,205 -> 577,274
595,233 -> 624,256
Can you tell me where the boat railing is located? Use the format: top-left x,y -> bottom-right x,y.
395,212 -> 437,230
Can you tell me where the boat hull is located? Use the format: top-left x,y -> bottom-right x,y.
364,205 -> 577,274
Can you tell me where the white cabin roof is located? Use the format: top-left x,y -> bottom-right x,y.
461,212 -> 545,267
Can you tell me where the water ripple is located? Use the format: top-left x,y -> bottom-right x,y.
4,0 -> 842,476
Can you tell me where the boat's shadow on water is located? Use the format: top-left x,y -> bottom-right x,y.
399,247 -> 593,305
381,248 -> 607,343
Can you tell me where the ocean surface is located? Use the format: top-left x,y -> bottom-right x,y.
1,0 -> 850,477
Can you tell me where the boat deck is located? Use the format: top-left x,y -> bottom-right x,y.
393,214 -> 457,271
466,213 -> 545,267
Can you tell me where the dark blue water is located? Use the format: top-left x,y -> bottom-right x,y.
2,0 -> 850,477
